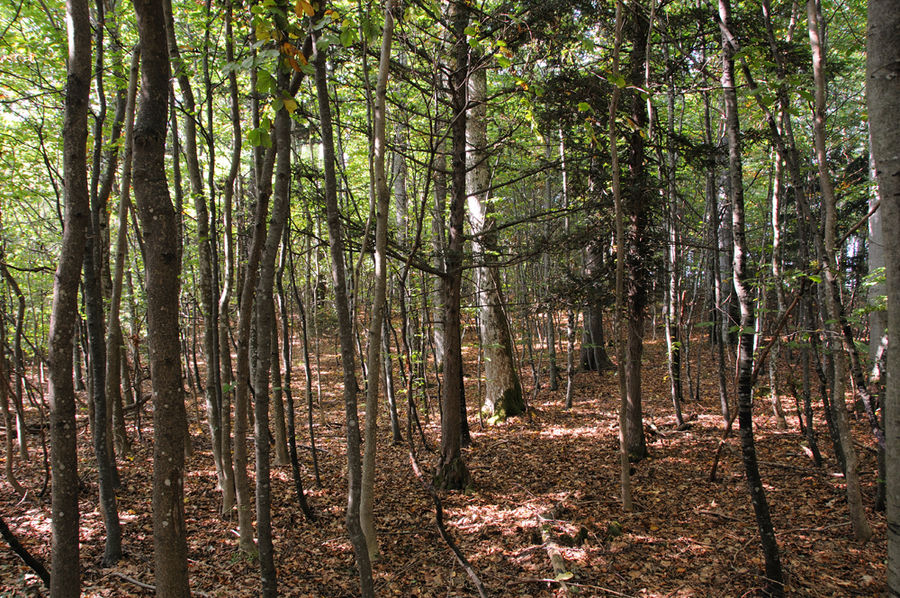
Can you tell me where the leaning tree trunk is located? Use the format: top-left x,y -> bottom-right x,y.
131,0 -> 191,594
466,65 -> 523,421
49,0 -> 92,594
807,0 -> 872,543
868,0 -> 900,592
719,1 -> 784,594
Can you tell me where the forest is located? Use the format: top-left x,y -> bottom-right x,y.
0,0 -> 898,596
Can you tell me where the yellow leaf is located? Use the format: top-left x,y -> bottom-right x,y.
284,98 -> 298,114
295,0 -> 314,18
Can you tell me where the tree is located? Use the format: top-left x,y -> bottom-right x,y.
131,0 -> 191,593
361,0 -> 396,563
719,0 -> 784,593
436,0 -> 472,491
867,0 -> 900,592
48,0 -> 92,594
467,62 -> 524,421
313,5 -> 374,594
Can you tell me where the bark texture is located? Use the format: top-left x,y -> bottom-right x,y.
131,0 -> 191,594
50,0 -> 92,594
867,0 -> 900,592
466,66 -> 523,421
719,1 -> 784,593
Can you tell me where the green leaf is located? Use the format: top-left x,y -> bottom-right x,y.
497,55 -> 511,68
555,572 -> 574,582
577,101 -> 592,112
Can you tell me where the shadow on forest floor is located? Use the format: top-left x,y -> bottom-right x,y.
0,338 -> 886,597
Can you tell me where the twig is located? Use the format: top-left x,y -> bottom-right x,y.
108,572 -> 155,592
409,452 -> 489,598
107,571 -> 211,598
508,578 -> 637,597
0,513 -> 50,587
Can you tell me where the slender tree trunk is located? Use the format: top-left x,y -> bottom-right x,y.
807,0 -> 873,543
279,231 -> 314,518
436,0 -> 472,491
131,0 -> 191,593
217,0 -> 240,517
623,4 -> 650,461
106,46 -> 140,458
0,289 -> 25,495
719,1 -> 784,592
313,12 -> 374,595
361,0 -> 395,563
49,0 -> 92,593
609,0 -> 633,512
252,78 -> 293,597
162,0 -> 225,507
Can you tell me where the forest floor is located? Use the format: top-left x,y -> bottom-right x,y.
0,336 -> 888,597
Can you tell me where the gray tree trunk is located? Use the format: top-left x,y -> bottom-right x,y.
466,66 -> 523,421
313,17 -> 374,596
867,0 -> 900,590
50,0 -> 92,593
807,0 -> 872,542
361,1 -> 395,563
132,0 -> 191,593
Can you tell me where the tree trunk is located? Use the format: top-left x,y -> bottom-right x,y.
436,0 -> 472,491
609,0 -> 633,512
361,0 -> 395,563
163,0 -> 225,509
719,1 -> 784,593
217,0 -> 240,517
50,0 -> 92,593
131,0 -> 191,594
252,77 -> 293,597
467,66 -> 523,421
313,13 -> 374,595
623,4 -> 650,462
807,0 -> 872,543
868,0 -> 900,590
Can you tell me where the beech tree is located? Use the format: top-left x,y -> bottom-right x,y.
48,0 -> 92,594
868,0 -> 900,592
131,0 -> 191,592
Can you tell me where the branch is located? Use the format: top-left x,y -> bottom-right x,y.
408,453 -> 489,598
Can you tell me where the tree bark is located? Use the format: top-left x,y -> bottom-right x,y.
807,0 -> 872,543
131,0 -> 191,593
50,0 -> 92,593
609,0 -> 633,512
313,12 -> 374,595
466,65 -> 524,421
361,0 -> 395,563
436,0 -> 472,491
868,0 -> 900,590
251,76 -> 293,596
623,4 -> 649,462
719,1 -> 784,593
